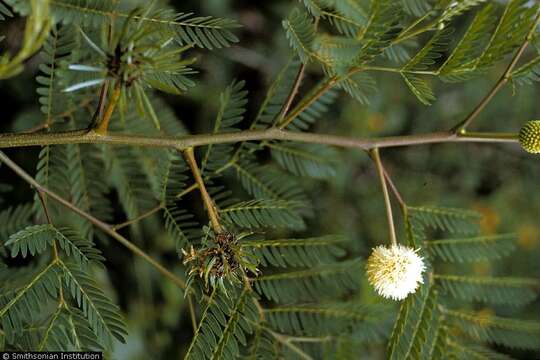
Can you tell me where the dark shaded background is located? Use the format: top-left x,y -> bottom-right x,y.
1,0 -> 539,358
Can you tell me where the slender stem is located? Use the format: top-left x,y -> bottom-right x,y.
187,295 -> 197,333
265,329 -> 313,360
36,189 -> 66,304
24,123 -> 51,134
213,160 -> 235,176
0,151 -> 187,290
90,81 -> 109,129
393,21 -> 435,45
24,97 -> 94,134
276,13 -> 435,131
112,204 -> 163,231
183,147 -> 223,234
95,82 -> 122,135
247,309 -> 313,360
458,131 -> 518,140
280,76 -> 340,128
382,167 -> 406,209
252,296 -> 265,322
372,148 -> 397,246
280,12 -> 538,134
285,336 -> 332,344
176,182 -> 198,199
453,79 -> 511,134
277,62 -> 306,128
393,12 -> 435,44
276,16 -> 321,130
0,127 -> 520,151
277,17 -> 320,129
364,66 -> 437,76
116,183 -> 233,229
175,160 -> 233,199
37,191 -> 53,225
37,190 -> 61,262
454,14 -> 540,133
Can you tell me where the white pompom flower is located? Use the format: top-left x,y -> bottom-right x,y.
366,244 -> 426,301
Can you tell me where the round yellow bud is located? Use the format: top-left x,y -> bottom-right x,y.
519,120 -> 540,154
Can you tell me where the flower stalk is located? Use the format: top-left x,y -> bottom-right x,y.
95,81 -> 122,135
372,148 -> 397,246
183,147 -> 223,234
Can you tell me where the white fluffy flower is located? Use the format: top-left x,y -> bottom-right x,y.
366,244 -> 426,301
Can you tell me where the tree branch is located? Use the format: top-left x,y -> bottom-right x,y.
0,128 -> 518,150
0,150 -> 187,290
453,14 -> 540,133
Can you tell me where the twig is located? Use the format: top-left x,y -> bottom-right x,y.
277,62 -> 306,128
187,295 -> 198,333
364,65 -> 437,76
245,307 -> 313,360
265,328 -> 314,360
0,150 -> 187,290
22,98 -> 94,134
89,81 -> 109,130
285,336 -> 332,344
280,76 -> 340,128
36,189 -> 62,280
37,191 -> 53,225
458,131 -> 519,140
96,81 -> 122,135
183,147 -> 223,234
371,148 -> 397,246
0,128 -> 519,150
176,182 -> 198,199
392,11 -> 435,45
112,204 -> 163,231
382,166 -> 406,210
37,185 -> 67,304
24,123 -> 50,134
276,17 -> 318,128
453,14 -> 540,133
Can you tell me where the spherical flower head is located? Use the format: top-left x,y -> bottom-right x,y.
366,244 -> 426,301
519,120 -> 540,154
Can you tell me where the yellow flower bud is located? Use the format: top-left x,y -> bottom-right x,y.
519,120 -> 540,154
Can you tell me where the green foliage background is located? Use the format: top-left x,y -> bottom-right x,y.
1,0 -> 540,359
